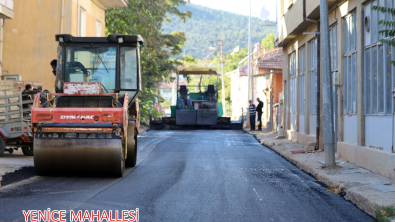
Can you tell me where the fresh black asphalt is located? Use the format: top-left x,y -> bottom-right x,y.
0,130 -> 372,221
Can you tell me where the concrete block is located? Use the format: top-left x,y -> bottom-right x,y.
13,81 -> 24,88
338,142 -> 395,180
4,81 -> 14,86
305,141 -> 316,152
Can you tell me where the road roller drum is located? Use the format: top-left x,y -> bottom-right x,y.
34,138 -> 124,176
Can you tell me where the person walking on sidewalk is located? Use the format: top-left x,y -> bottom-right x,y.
256,98 -> 263,131
249,100 -> 256,131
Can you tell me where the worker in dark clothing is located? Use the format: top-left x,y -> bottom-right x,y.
51,59 -> 57,76
249,100 -> 256,131
256,97 -> 264,131
22,84 -> 41,115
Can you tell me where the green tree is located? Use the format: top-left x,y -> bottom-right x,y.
372,5 -> 395,65
106,0 -> 192,124
162,4 -> 276,59
261,33 -> 276,51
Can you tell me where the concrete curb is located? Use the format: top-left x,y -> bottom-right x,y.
244,129 -> 395,217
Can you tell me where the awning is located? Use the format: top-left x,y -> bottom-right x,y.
177,67 -> 219,75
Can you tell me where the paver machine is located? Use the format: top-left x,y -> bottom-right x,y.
157,68 -> 232,128
31,34 -> 143,176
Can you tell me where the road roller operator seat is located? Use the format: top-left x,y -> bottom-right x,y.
180,85 -> 188,100
206,85 -> 215,101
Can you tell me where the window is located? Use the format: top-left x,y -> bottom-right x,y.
96,20 -> 102,37
330,24 -> 338,113
298,47 -> 306,114
65,46 -> 117,92
120,47 -> 138,90
365,0 -> 393,115
343,12 -> 357,114
79,7 -> 86,37
289,52 -> 296,114
309,39 -> 317,114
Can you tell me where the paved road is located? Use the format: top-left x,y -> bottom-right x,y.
0,130 -> 371,221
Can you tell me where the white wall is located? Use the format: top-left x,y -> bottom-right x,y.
365,116 -> 392,151
309,114 -> 316,136
230,73 -> 248,120
299,114 -> 305,133
159,88 -> 172,100
290,113 -> 296,132
343,115 -> 358,144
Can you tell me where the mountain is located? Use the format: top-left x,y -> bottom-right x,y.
161,4 -> 276,59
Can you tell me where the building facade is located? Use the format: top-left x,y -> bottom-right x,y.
226,65 -> 248,121
2,0 -> 127,91
277,0 -> 395,179
0,0 -> 14,79
255,48 -> 283,131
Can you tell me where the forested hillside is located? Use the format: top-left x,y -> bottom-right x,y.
162,4 -> 276,59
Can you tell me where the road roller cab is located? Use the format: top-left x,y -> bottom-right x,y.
31,34 -> 144,177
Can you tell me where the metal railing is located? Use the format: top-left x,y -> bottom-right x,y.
0,88 -> 34,136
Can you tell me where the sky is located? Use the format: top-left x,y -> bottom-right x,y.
189,0 -> 278,21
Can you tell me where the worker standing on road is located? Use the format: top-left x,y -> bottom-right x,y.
249,100 -> 256,131
256,98 -> 263,131
50,59 -> 57,76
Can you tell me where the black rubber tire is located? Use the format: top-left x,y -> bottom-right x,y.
134,136 -> 138,164
126,136 -> 137,167
22,146 -> 34,156
0,135 -> 5,157
134,136 -> 137,163
119,140 -> 125,177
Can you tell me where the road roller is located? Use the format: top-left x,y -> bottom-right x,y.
31,34 -> 143,176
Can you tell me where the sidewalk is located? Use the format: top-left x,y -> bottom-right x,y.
245,128 -> 395,218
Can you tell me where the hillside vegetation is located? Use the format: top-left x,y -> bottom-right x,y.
162,4 -> 276,59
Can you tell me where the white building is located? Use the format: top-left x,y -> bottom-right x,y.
226,65 -> 248,120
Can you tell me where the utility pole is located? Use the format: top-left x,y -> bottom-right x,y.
247,0 -> 252,102
319,0 -> 335,166
209,39 -> 226,116
220,40 -> 226,116
316,24 -> 320,151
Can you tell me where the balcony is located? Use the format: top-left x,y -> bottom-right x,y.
0,0 -> 13,19
96,0 -> 127,8
276,0 -> 338,47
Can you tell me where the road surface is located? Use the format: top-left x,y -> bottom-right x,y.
0,130 -> 371,221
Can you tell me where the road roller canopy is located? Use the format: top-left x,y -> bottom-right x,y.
54,34 -> 143,101
177,67 -> 218,75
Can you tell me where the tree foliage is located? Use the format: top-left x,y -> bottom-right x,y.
106,0 -> 191,124
261,33 -> 276,51
162,4 -> 276,59
372,5 -> 395,65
